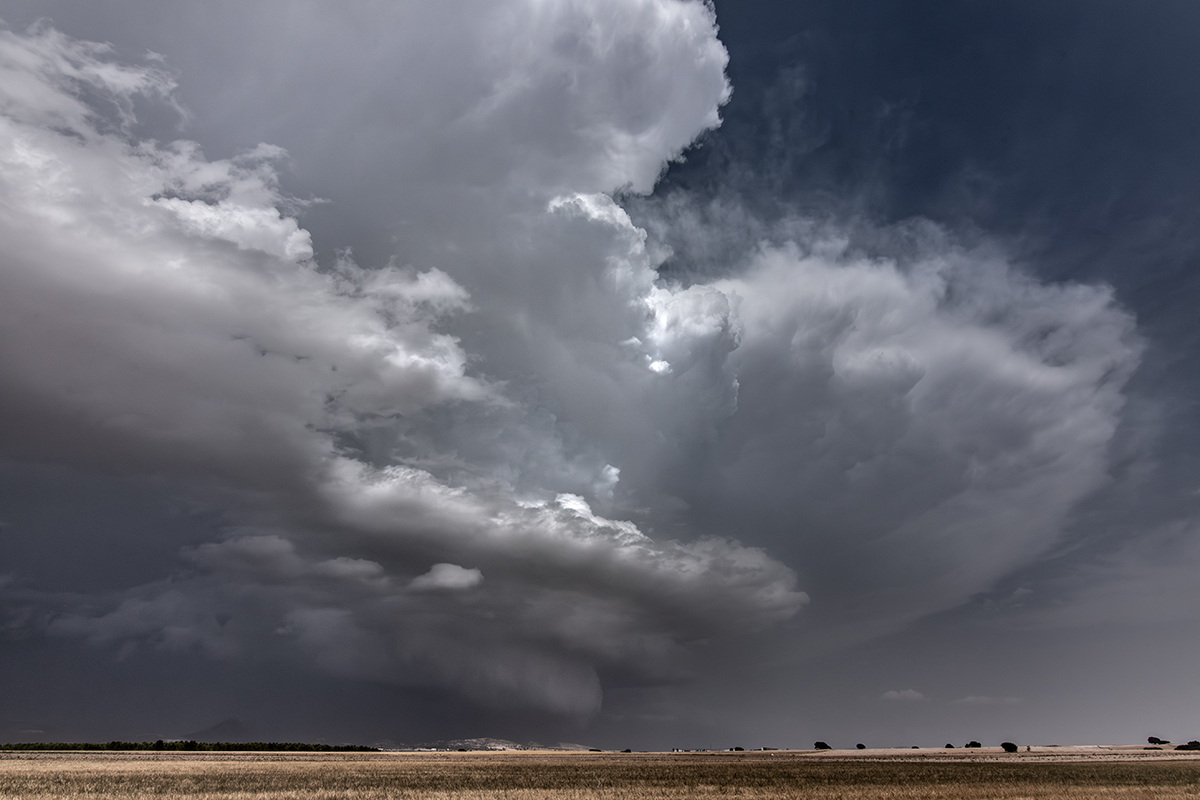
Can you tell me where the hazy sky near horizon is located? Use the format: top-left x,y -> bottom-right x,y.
1,0 -> 1199,749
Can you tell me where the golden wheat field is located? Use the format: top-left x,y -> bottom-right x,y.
2,749 -> 1199,800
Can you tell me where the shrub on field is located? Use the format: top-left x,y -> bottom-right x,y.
1149,737 -> 1167,745
945,743 -> 955,748
1001,742 -> 1018,753
814,742 -> 832,750
965,741 -> 982,748
1175,741 -> 1200,751
856,743 -> 866,750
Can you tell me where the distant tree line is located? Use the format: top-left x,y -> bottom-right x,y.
804,737 -> 1200,753
0,741 -> 378,752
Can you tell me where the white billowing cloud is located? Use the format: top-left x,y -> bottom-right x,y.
318,469 -> 803,627
710,242 -> 1138,616
410,563 -> 483,592
457,0 -> 731,193
0,20 -> 803,715
152,145 -> 314,263
0,25 -> 490,487
97,0 -> 728,200
881,689 -> 927,702
549,196 -> 1139,635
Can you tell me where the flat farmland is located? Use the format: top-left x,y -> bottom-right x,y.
2,748 -> 1199,799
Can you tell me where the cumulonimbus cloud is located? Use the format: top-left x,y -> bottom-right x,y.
0,0 -> 1143,719
0,14 -> 801,716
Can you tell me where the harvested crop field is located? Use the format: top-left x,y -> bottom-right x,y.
2,749 -> 1199,799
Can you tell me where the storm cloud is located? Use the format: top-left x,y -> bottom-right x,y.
0,14 -> 803,716
0,0 -> 1193,747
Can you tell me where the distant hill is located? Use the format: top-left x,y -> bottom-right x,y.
184,718 -> 252,742
377,737 -> 599,752
397,737 -> 529,751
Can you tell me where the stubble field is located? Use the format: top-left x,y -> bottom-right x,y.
2,748 -> 1199,799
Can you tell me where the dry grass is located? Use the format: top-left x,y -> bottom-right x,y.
2,750 -> 1199,799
